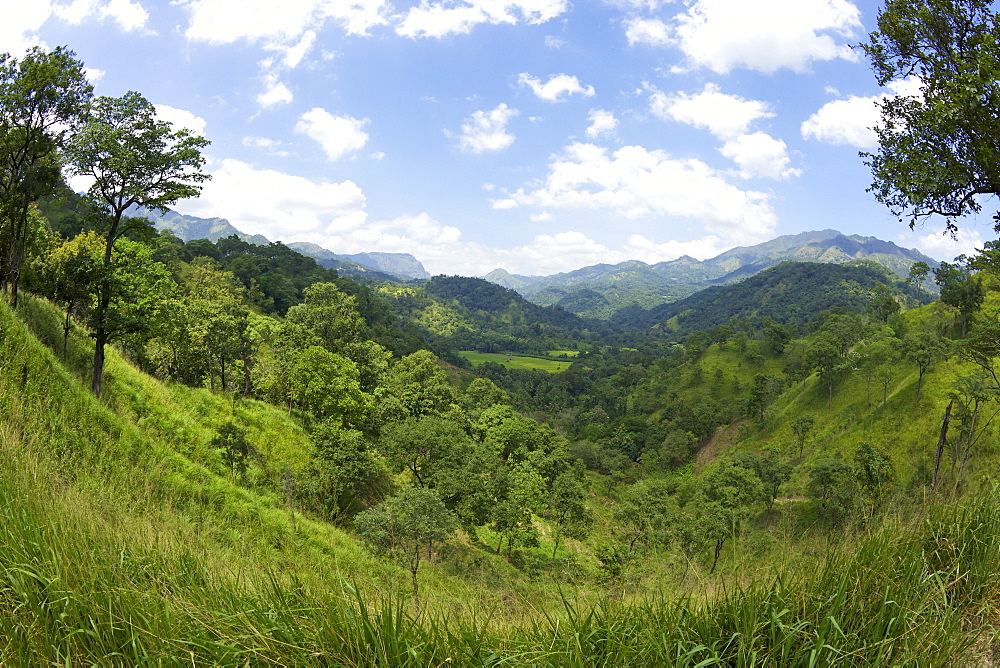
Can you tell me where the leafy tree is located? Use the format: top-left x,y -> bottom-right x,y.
902,332 -> 945,403
867,282 -> 901,323
380,350 -> 458,422
285,281 -> 366,351
300,420 -> 382,518
353,486 -> 457,612
853,442 -> 894,516
546,468 -> 592,561
735,449 -> 792,517
288,346 -> 367,428
907,261 -> 931,299
601,479 -> 674,582
211,421 -> 256,480
490,462 -> 546,555
807,459 -> 855,527
64,91 -> 210,396
861,0 -> 1000,234
696,460 -> 763,573
934,258 -> 984,337
0,46 -> 91,307
42,230 -> 103,358
380,415 -> 472,490
791,414 -> 815,458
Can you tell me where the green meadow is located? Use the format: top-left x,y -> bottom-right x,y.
459,351 -> 573,372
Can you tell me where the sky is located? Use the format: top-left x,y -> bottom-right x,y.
3,0 -> 991,276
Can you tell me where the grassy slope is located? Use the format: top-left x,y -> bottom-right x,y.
2,295 -> 1000,664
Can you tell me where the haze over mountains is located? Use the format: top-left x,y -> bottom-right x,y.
138,209 -> 935,319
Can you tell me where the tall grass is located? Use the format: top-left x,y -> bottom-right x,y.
2,295 -> 999,664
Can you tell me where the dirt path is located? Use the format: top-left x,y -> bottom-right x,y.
694,420 -> 745,473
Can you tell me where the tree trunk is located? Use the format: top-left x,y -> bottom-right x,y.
954,404 -> 978,496
411,546 -> 421,615
92,324 -> 107,397
710,538 -> 723,574
932,400 -> 953,491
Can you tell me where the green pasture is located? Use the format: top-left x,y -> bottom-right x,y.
459,351 -> 573,372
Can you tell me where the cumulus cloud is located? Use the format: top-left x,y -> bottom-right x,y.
153,104 -> 207,136
295,107 -> 370,161
801,77 -> 921,148
492,142 -> 777,243
184,0 -> 388,43
586,109 -> 618,138
518,73 -> 595,102
456,103 -> 518,153
908,227 -> 984,262
257,73 -> 294,107
624,17 -> 670,47
100,0 -> 150,32
630,0 -> 861,74
172,158 -> 367,239
395,0 -> 568,39
720,132 -> 800,180
650,82 -> 773,139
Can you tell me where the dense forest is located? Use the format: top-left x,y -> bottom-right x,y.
6,1 -> 1000,663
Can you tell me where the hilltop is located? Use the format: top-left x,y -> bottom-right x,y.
483,230 -> 937,318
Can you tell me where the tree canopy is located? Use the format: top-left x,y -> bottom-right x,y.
862,0 -> 1000,233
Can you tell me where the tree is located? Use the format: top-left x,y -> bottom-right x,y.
934,258 -> 984,337
807,459 -> 855,527
42,230 -> 103,358
353,486 -> 457,613
300,420 -> 382,518
868,282 -> 901,324
546,468 -> 593,562
861,0 -> 1000,234
211,421 -> 256,480
903,332 -> 945,403
694,460 -> 763,573
735,449 -> 792,517
853,442 -> 894,516
907,261 -> 931,300
791,414 -> 815,458
0,46 -> 91,307
64,91 -> 209,396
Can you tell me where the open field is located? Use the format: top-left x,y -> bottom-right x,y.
459,351 -> 573,372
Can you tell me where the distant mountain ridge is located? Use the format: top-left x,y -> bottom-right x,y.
484,230 -> 937,318
133,208 -> 430,281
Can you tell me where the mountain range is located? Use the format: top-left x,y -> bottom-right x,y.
134,208 -> 430,281
134,207 -> 936,319
482,230 -> 937,318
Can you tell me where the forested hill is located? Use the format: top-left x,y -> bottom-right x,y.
379,275 -> 605,355
610,260 -> 924,334
504,229 -> 937,318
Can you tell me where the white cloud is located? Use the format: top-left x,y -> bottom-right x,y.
268,29 -> 317,69
624,17 -> 670,47
0,3 -> 50,54
638,0 -> 861,74
908,227 -> 984,262
172,158 -> 367,239
492,142 -> 778,243
623,233 -> 728,262
84,66 -> 105,83
153,104 -> 207,136
586,109 -> 618,138
720,132 -> 800,180
650,83 -> 773,139
456,103 -> 518,153
544,35 -> 566,49
295,107 -> 370,161
100,0 -> 149,32
801,77 -> 921,148
395,0 -> 568,39
257,73 -> 293,107
518,73 -> 595,102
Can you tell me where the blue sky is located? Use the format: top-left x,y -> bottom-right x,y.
4,0 -> 988,276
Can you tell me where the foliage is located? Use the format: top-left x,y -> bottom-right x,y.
861,0 -> 1000,233
0,46 -> 91,305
